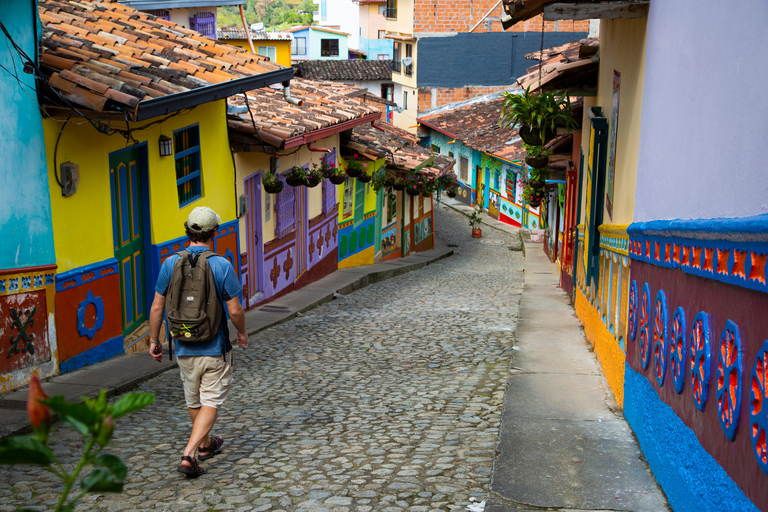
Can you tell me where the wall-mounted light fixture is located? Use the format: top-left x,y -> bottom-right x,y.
158,135 -> 173,157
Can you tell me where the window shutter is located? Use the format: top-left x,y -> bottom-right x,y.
322,149 -> 337,215
354,179 -> 365,225
275,177 -> 295,238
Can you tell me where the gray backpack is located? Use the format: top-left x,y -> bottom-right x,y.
165,250 -> 222,344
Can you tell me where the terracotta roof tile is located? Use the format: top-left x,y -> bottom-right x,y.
39,0 -> 287,119
217,27 -> 293,41
293,60 -> 392,81
419,98 -> 524,162
227,79 -> 381,149
345,122 -> 454,177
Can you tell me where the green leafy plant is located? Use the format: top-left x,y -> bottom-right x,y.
345,158 -> 366,178
499,87 -> 579,146
469,204 -> 483,229
262,171 -> 284,194
372,167 -> 391,192
522,143 -> 553,158
0,376 -> 154,512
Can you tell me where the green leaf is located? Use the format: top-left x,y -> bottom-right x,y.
59,503 -> 77,512
81,468 -> 124,493
94,453 -> 127,481
41,396 -> 100,433
0,436 -> 53,466
111,392 -> 155,419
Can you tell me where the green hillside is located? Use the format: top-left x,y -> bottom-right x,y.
218,0 -> 316,30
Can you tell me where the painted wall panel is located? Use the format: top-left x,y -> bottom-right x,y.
417,31 -> 588,88
634,0 -> 768,222
0,0 -> 55,269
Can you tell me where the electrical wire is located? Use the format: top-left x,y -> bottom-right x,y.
52,116 -> 71,188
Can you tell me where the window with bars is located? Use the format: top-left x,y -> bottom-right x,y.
391,42 -> 401,73
292,37 -> 307,55
459,155 -> 468,182
275,178 -> 296,238
321,39 -> 339,57
385,0 -> 397,18
404,43 -> 413,76
190,12 -> 216,38
342,178 -> 354,219
147,9 -> 170,20
174,125 -> 202,207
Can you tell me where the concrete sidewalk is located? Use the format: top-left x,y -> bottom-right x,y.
0,239 -> 453,439
486,238 -> 669,511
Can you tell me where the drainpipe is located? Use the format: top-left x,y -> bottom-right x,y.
372,121 -> 386,132
307,143 -> 330,152
283,81 -> 304,106
239,5 -> 255,54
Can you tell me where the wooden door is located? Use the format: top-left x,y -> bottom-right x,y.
110,147 -> 146,335
244,172 -> 264,303
475,165 -> 483,207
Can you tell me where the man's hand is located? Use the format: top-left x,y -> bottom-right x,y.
236,332 -> 248,348
149,341 -> 163,362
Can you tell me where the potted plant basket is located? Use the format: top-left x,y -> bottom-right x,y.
446,187 -> 458,198
393,174 -> 408,191
500,87 -> 579,147
345,157 -> 365,178
262,171 -> 283,194
286,166 -> 307,187
357,170 -> 373,184
305,165 -> 323,188
469,204 -> 483,238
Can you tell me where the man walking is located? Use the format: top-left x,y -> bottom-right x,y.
149,206 -> 248,477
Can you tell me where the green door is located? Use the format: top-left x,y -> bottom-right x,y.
110,148 -> 147,335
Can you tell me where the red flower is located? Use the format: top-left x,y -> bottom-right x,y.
27,375 -> 51,437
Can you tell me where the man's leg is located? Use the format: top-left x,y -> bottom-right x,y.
187,407 -> 212,451
180,405 -> 217,466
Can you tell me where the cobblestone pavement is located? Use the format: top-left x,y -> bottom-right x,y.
0,205 -> 524,512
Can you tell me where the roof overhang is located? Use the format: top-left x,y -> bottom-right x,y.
502,0 -> 648,28
282,112 -> 382,149
517,58 -> 599,96
416,118 -> 460,142
136,67 -> 294,121
120,0 -> 244,8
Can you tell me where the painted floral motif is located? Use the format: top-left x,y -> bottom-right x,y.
690,312 -> 711,412
717,321 -> 742,441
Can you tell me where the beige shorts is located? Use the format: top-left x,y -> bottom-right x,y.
177,351 -> 233,409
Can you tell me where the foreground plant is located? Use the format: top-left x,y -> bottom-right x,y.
0,376 -> 154,512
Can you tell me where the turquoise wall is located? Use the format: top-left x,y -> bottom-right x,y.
360,37 -> 393,60
0,0 -> 55,269
309,29 -> 348,60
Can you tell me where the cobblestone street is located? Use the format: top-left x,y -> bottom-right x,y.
0,205 -> 525,512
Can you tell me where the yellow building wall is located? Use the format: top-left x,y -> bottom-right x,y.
219,39 -> 292,67
234,134 -> 340,250
582,16 -> 647,226
46,100 -> 235,273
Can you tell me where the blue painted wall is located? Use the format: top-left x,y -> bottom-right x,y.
360,36 -> 393,60
417,31 -> 588,88
624,364 -> 760,512
0,0 -> 56,269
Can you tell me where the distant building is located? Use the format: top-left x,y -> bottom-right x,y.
217,27 -> 293,67
287,25 -> 350,63
119,0 -> 242,38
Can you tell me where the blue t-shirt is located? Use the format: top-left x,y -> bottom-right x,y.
155,246 -> 242,357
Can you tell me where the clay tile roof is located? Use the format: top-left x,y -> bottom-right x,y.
517,38 -> 599,93
293,60 -> 392,81
419,98 -> 524,162
286,25 -> 350,37
216,27 -> 293,41
39,0 -> 289,120
226,78 -> 381,150
345,122 -> 455,177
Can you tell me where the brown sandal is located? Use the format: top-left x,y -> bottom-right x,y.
198,435 -> 224,461
177,455 -> 206,478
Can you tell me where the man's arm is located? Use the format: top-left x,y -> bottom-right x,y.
226,296 -> 248,348
148,292 -> 166,362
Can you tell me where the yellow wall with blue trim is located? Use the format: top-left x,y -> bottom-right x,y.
220,39 -> 292,67
45,100 -> 235,273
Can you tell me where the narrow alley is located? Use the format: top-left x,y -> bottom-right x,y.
0,206 -> 523,511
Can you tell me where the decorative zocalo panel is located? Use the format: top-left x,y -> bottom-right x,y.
627,215 -> 768,294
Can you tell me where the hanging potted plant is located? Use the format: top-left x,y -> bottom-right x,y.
262,171 -> 283,194
286,165 -> 308,187
523,143 -> 552,169
469,204 -> 483,238
392,173 -> 408,191
499,87 -> 578,146
345,156 -> 364,178
405,174 -> 425,196
372,168 -> 391,192
422,179 -> 436,197
316,160 -> 347,185
305,165 -> 324,188
357,167 -> 373,184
